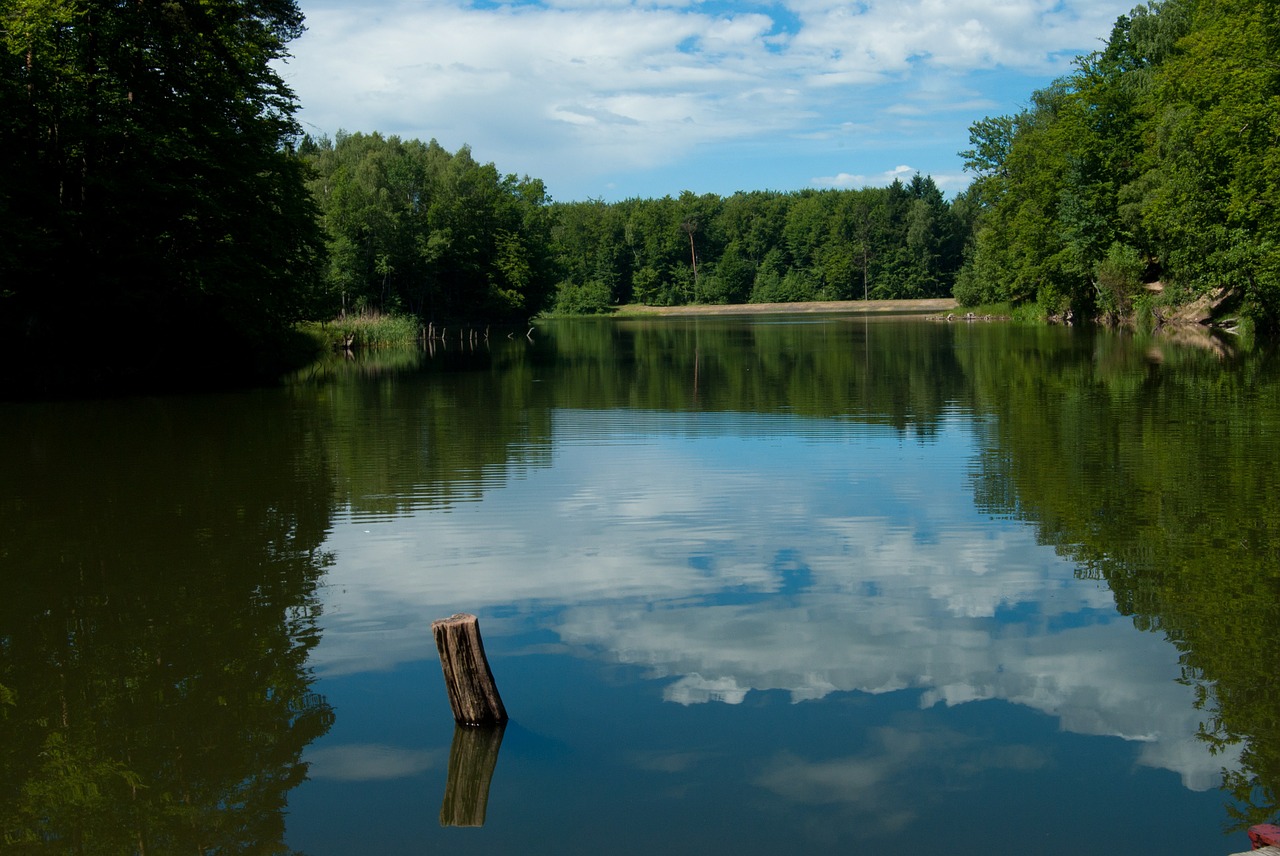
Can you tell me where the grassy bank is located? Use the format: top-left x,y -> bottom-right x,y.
299,312 -> 421,349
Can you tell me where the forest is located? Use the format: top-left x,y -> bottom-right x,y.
302,129 -> 968,319
1,0 -> 1277,392
957,0 -> 1280,333
0,0 -> 327,392
544,177 -> 966,313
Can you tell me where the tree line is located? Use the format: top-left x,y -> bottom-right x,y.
956,0 -> 1280,332
0,0 -> 969,396
546,177 -> 968,314
295,132 -> 968,319
4,0 -> 1279,392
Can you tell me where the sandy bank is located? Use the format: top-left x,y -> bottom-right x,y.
612,298 -> 958,317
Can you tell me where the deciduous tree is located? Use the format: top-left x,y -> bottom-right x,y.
0,0 -> 326,391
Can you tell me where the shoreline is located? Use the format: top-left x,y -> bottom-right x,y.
610,298 -> 958,318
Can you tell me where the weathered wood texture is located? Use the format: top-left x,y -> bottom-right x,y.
1229,847 -> 1280,856
439,723 -> 506,827
432,613 -> 508,725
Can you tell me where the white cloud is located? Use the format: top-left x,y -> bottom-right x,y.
813,163 -> 915,188
284,0 -> 1135,198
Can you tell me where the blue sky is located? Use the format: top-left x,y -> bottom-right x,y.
282,0 -> 1135,202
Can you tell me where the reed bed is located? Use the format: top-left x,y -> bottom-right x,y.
300,313 -> 421,349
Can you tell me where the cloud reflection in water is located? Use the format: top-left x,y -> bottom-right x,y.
312,410 -> 1232,793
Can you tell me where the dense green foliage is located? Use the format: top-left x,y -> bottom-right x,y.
548,177 -> 967,313
0,0 -> 326,391
958,0 -> 1280,329
295,134 -> 966,321
299,131 -> 557,324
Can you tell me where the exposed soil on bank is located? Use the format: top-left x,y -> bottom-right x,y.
613,298 -> 959,317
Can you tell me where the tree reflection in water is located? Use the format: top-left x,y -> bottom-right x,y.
959,327 -> 1280,829
0,395 -> 335,852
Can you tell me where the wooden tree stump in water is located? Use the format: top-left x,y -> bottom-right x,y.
432,613 -> 508,725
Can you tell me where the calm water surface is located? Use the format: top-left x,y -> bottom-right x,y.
2,316 -> 1278,854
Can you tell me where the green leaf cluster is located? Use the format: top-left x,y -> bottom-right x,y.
547,176 -> 966,312
959,0 -> 1280,329
300,131 -> 558,324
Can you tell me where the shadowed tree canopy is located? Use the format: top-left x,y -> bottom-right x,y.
0,0 -> 326,395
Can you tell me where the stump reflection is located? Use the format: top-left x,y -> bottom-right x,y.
439,723 -> 506,827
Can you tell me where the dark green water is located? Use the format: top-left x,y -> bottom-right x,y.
2,316 -> 1278,854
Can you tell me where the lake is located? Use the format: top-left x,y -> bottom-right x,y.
2,315 -> 1277,854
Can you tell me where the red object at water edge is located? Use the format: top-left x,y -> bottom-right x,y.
1249,824 -> 1280,849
